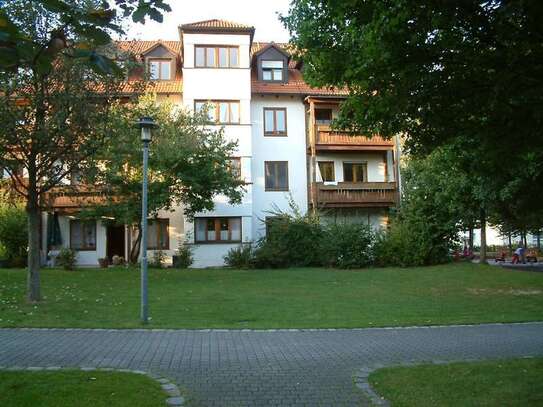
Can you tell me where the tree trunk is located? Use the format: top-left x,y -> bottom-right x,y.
26,192 -> 41,302
468,227 -> 474,254
129,225 -> 142,264
508,232 -> 512,255
480,209 -> 487,264
537,231 -> 541,251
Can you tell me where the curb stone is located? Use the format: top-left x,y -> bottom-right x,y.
0,366 -> 184,406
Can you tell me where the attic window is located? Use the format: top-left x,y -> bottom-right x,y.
262,60 -> 283,81
149,59 -> 171,80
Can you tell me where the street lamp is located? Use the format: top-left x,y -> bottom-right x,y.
137,116 -> 157,324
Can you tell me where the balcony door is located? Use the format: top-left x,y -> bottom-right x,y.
343,162 -> 367,183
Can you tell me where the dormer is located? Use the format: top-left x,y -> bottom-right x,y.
254,43 -> 289,83
142,42 -> 178,81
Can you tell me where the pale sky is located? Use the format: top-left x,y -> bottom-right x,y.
122,0 -> 292,43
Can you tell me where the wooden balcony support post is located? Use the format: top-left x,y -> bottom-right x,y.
308,98 -> 317,211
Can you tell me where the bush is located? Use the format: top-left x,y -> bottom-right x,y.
56,248 -> 77,270
224,244 -> 253,268
149,250 -> 165,268
0,202 -> 27,267
173,244 -> 193,269
322,223 -> 375,268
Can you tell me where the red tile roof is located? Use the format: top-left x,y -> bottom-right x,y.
116,40 -> 182,56
180,19 -> 254,32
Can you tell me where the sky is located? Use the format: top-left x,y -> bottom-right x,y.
122,0 -> 292,43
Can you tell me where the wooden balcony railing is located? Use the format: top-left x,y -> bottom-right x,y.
314,125 -> 394,151
42,185 -> 110,212
313,181 -> 397,207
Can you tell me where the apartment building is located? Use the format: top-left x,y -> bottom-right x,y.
41,19 -> 400,267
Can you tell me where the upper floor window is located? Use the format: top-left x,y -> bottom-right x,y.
263,108 -> 287,136
318,161 -> 335,182
262,60 -> 283,81
343,162 -> 367,183
149,59 -> 171,80
315,108 -> 332,125
228,157 -> 242,180
265,161 -> 289,191
195,100 -> 240,124
195,46 -> 239,68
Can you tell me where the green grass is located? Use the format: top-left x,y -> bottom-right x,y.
368,357 -> 543,406
0,370 -> 165,407
0,262 -> 542,329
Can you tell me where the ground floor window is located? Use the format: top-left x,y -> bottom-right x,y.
70,220 -> 96,251
195,217 -> 241,243
148,218 -> 169,250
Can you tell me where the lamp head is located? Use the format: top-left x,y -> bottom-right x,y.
137,116 -> 157,142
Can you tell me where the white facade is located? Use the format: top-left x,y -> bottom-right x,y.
42,21 -> 398,268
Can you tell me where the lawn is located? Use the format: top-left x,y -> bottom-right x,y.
0,262 -> 542,329
368,357 -> 543,406
0,370 -> 165,407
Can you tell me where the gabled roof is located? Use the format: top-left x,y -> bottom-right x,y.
179,19 -> 255,43
252,42 -> 290,59
180,19 -> 254,31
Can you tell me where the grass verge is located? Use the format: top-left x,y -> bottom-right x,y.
368,357 -> 543,406
0,370 -> 165,407
1,262 -> 542,329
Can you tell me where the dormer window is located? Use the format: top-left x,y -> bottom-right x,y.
262,60 -> 283,81
195,46 -> 239,68
149,59 -> 171,80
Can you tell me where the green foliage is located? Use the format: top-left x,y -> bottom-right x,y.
224,244 -> 254,269
81,95 -> 243,262
149,250 -> 165,269
173,244 -> 193,269
282,0 -> 543,250
0,202 -> 27,267
0,0 -> 171,72
56,248 -> 77,271
322,223 -> 374,269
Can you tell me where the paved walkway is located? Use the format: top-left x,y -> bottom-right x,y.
1,323 -> 543,406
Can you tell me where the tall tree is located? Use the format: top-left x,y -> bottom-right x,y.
282,1 -> 543,262
80,96 -> 244,263
0,0 -> 161,301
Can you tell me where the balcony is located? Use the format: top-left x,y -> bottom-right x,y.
43,185 -> 110,213
314,125 -> 394,151
313,181 -> 397,208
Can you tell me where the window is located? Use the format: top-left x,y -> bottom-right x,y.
195,46 -> 239,68
262,60 -> 283,81
265,161 -> 288,191
228,157 -> 242,180
70,220 -> 96,251
315,109 -> 332,125
147,219 -> 169,250
195,217 -> 242,243
263,108 -> 287,136
195,100 -> 240,124
149,59 -> 171,80
343,162 -> 367,183
318,161 -> 335,182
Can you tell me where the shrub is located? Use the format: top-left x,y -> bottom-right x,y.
224,244 -> 254,268
149,250 -> 166,268
56,248 -> 77,270
173,244 -> 193,269
322,223 -> 375,268
0,202 -> 27,267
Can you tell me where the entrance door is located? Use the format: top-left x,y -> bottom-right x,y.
107,225 -> 125,261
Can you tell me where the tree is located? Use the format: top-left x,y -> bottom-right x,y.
283,1 -> 543,263
0,1 -> 156,301
80,96 -> 244,263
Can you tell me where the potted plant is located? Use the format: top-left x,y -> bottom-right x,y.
172,243 -> 193,269
98,257 -> 109,268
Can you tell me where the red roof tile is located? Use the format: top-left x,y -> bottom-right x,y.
116,40 -> 182,56
180,19 -> 254,32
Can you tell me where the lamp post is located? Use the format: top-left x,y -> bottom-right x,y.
137,116 -> 156,324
